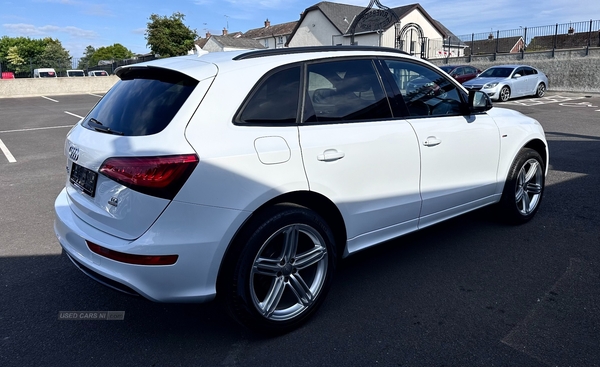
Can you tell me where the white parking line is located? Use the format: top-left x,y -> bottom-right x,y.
0,138 -> 16,163
88,93 -> 104,98
0,125 -> 73,134
64,111 -> 84,119
41,96 -> 59,103
501,95 -> 585,107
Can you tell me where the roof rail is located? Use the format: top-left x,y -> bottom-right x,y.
233,45 -> 410,60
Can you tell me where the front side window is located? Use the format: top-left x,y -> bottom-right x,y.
303,59 -> 392,123
384,59 -> 464,118
237,66 -> 301,124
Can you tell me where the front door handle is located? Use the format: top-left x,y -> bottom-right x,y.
317,149 -> 345,162
423,136 -> 442,147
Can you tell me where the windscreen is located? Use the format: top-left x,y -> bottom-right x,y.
479,67 -> 514,78
83,68 -> 198,136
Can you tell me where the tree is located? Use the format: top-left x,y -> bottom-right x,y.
145,12 -> 198,57
37,38 -> 72,72
89,44 -> 134,67
6,46 -> 26,73
0,36 -> 45,65
77,45 -> 96,69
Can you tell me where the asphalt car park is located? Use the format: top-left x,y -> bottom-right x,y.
0,92 -> 599,366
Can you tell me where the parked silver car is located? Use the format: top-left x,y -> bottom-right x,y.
463,65 -> 548,102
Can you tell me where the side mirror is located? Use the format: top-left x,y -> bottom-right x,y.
513,74 -> 522,79
468,90 -> 493,113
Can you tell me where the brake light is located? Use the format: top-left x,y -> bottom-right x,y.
99,154 -> 199,200
87,241 -> 178,265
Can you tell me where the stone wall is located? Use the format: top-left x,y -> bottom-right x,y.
0,76 -> 119,98
430,48 -> 600,93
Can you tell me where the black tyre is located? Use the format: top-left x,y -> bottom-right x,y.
535,83 -> 546,98
222,204 -> 336,334
499,148 -> 545,224
499,86 -> 511,102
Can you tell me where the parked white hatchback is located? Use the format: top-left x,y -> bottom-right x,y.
54,46 -> 548,334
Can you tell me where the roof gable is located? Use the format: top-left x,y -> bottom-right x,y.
287,1 -> 449,45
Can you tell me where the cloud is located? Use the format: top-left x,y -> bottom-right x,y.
3,23 -> 98,39
82,4 -> 114,17
132,27 -> 146,35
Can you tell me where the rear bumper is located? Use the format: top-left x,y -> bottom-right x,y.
54,188 -> 249,303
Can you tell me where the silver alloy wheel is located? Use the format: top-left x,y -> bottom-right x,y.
250,223 -> 328,321
500,86 -> 511,102
515,158 -> 543,215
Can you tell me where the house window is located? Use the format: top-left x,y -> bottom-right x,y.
264,39 -> 269,48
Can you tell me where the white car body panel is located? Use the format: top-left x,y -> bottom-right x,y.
406,114 -> 500,220
298,120 -> 422,241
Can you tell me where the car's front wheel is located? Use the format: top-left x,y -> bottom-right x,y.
499,86 -> 511,102
222,204 -> 336,334
499,148 -> 545,224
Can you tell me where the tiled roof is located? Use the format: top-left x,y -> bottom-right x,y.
465,36 -> 523,55
243,21 -> 298,39
194,38 -> 209,48
528,31 -> 600,51
211,35 -> 266,49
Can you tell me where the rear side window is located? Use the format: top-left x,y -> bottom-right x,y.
236,66 -> 301,124
83,68 -> 198,136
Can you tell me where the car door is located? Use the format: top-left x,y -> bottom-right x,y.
382,59 -> 501,228
298,58 -> 422,253
452,67 -> 467,83
522,67 -> 538,95
511,67 -> 529,97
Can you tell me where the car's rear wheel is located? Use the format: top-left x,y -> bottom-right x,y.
222,204 -> 336,334
499,148 -> 545,224
499,86 -> 511,102
535,83 -> 546,98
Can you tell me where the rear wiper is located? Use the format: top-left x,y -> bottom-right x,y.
88,118 -> 124,136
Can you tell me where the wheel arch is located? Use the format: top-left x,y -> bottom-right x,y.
523,138 -> 548,173
216,190 -> 347,295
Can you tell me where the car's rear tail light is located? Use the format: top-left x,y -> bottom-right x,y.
99,154 -> 198,200
87,241 -> 178,266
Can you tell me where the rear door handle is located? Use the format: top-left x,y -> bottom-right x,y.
317,149 -> 345,162
423,136 -> 442,147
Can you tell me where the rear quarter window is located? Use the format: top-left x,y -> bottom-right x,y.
83,68 -> 198,136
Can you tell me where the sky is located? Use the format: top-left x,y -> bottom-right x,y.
1,0 -> 599,60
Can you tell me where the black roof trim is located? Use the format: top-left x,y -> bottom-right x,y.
233,46 -> 409,60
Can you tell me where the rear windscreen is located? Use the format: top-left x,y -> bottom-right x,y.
83,68 -> 198,136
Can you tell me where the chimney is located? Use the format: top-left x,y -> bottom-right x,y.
205,31 -> 211,39
222,28 -> 228,36
265,19 -> 271,28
